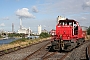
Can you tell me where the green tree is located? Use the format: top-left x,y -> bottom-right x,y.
8,33 -> 25,38
0,34 -> 2,38
39,32 -> 50,38
87,26 -> 90,35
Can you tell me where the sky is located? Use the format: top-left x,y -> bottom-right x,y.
0,0 -> 90,32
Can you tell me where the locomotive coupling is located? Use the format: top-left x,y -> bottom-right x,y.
61,40 -> 64,50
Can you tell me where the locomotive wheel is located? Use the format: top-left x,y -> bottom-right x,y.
65,46 -> 72,51
53,45 -> 59,50
49,46 -> 53,52
64,40 -> 77,51
51,41 -> 61,51
49,46 -> 56,52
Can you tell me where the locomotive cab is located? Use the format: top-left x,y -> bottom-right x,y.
51,18 -> 85,51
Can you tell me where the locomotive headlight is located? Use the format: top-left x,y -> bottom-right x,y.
60,35 -> 62,37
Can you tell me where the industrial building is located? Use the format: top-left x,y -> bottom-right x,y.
42,29 -> 48,33
17,18 -> 31,34
57,16 -> 66,23
17,27 -> 30,34
38,25 -> 41,35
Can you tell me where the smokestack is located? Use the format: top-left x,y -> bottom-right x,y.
12,23 -> 14,33
20,18 -> 22,29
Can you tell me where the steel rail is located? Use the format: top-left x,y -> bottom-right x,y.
23,42 -> 50,60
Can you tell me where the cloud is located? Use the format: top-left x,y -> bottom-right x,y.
82,1 -> 90,9
3,17 -> 9,20
32,6 -> 39,13
38,0 -> 83,15
0,23 -> 5,27
85,1 -> 90,6
81,17 -> 87,20
43,25 -> 46,27
16,8 -> 35,18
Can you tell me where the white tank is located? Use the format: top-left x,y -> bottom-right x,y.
81,26 -> 88,31
38,25 -> 42,35
57,16 -> 66,23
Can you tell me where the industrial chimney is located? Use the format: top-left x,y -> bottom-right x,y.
20,18 -> 22,29
12,23 -> 14,33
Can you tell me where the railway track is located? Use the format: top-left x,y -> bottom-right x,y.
80,40 -> 90,60
0,40 -> 51,60
42,52 -> 68,60
63,40 -> 90,60
0,39 -> 51,56
86,44 -> 90,60
2,39 -> 88,60
23,41 -> 69,60
23,42 -> 50,60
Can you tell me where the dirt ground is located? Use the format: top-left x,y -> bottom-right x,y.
85,35 -> 90,40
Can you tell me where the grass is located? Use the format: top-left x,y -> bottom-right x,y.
0,35 -> 89,51
0,34 -> 89,51
0,37 -> 51,51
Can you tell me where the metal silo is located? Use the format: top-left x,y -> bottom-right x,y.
81,26 -> 88,31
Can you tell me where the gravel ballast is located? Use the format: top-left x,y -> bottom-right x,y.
0,40 -> 50,60
64,41 -> 90,60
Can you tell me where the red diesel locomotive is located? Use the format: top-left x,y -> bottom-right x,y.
51,17 -> 85,51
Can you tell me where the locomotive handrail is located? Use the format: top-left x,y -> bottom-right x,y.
74,30 -> 78,35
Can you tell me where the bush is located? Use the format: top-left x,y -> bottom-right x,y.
87,26 -> 90,35
39,32 -> 50,38
0,34 -> 3,38
8,33 -> 25,37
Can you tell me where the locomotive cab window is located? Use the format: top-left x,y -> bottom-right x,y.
73,22 -> 78,35
74,26 -> 78,35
